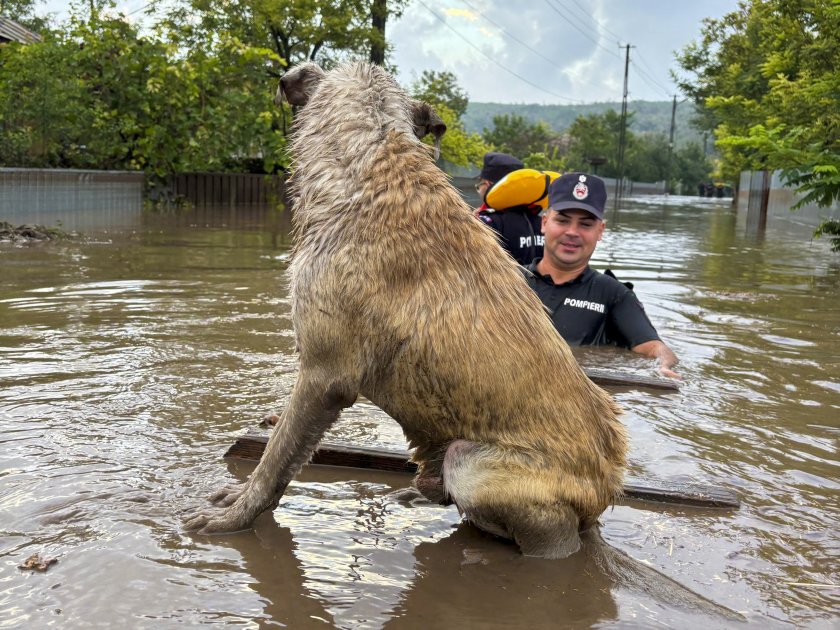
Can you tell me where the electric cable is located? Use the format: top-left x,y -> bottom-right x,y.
416,0 -> 586,103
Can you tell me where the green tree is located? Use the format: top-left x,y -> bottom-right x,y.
625,133 -> 670,183
159,0 -> 408,74
411,70 -> 468,119
521,148 -> 565,173
482,113 -> 555,160
430,103 -> 489,168
0,0 -> 49,31
674,141 -> 713,193
409,70 -> 488,168
675,0 -> 840,234
564,110 -> 629,178
0,9 -> 286,175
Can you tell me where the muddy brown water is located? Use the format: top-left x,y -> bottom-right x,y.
1,197 -> 838,629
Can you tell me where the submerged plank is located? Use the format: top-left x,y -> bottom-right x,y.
224,433 -> 739,509
583,367 -> 680,391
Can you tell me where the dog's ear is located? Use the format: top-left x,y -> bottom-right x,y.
410,100 -> 447,159
274,63 -> 326,107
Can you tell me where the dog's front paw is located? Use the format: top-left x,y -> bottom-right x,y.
182,505 -> 252,535
208,483 -> 245,507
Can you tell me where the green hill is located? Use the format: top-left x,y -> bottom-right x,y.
463,101 -> 705,148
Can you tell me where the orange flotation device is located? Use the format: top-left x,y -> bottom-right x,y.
486,169 -> 562,211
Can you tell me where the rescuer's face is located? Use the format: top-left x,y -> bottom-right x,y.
541,208 -> 605,270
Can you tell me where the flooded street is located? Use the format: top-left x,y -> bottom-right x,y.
1,197 -> 838,628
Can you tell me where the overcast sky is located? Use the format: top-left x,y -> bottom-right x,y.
37,0 -> 741,104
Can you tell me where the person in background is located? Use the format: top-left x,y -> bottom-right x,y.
474,152 -> 524,215
522,172 -> 680,378
474,152 -> 544,265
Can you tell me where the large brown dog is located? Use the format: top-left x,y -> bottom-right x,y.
184,62 -> 626,558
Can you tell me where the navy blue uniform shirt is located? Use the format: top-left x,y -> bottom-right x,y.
522,260 -> 660,348
478,206 -> 543,265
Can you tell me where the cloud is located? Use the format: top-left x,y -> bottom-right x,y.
390,0 -> 742,104
442,8 -> 478,21
39,0 -> 742,105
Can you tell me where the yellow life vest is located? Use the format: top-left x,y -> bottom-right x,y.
486,169 -> 562,211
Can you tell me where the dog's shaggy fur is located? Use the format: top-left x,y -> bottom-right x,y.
184,62 -> 626,558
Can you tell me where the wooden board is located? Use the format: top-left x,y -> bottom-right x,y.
224,432 -> 739,509
583,367 -> 680,391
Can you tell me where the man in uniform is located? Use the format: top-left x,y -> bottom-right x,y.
475,152 -> 544,265
522,172 -> 680,378
474,151 -> 524,214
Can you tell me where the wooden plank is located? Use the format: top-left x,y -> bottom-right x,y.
583,367 -> 680,391
224,433 -> 739,509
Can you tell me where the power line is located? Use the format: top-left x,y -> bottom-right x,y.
629,60 -> 672,98
633,50 -> 673,95
546,0 -> 675,100
564,0 -> 624,43
633,49 -> 662,81
552,0 -> 618,45
458,0 -> 611,94
126,3 -> 153,17
542,0 -> 621,60
459,0 -> 556,67
416,0 -> 585,103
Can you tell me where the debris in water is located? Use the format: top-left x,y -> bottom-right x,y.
19,554 -> 58,572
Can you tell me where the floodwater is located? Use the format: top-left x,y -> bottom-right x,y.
1,197 -> 838,629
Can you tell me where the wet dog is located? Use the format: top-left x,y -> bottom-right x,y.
184,61 -> 626,559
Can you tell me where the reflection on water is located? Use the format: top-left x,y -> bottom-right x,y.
1,198 -> 838,628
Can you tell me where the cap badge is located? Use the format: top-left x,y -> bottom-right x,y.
573,180 -> 589,200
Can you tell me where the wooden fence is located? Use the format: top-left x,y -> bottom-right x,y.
164,172 -> 286,206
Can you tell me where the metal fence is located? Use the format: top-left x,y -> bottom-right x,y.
737,169 -> 840,231
0,167 -> 144,230
3,166 -> 677,234
1,168 -> 289,231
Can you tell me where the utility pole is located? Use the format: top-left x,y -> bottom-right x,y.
615,43 -> 633,210
666,94 -> 677,194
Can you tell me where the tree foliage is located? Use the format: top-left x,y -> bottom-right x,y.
482,113 -> 565,172
674,0 -> 840,213
0,6 -> 286,175
813,218 -> 840,252
411,70 -> 468,119
429,103 -> 490,168
0,1 -> 452,176
409,70 -> 488,168
564,110 -> 626,177
674,141 -> 714,191
157,0 -> 408,73
562,110 -> 711,189
479,106 -> 710,188
482,114 -> 553,159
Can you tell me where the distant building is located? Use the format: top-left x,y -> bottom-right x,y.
0,16 -> 42,44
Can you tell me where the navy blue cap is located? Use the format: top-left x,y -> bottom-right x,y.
479,152 -> 524,183
548,172 -> 607,220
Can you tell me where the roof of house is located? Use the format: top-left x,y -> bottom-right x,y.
0,16 -> 42,44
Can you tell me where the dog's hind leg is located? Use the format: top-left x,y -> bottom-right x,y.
442,439 -> 582,559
